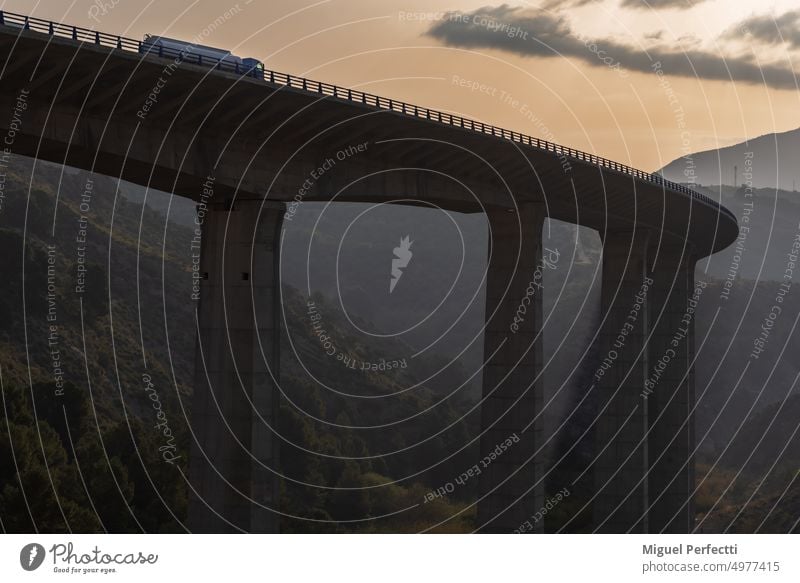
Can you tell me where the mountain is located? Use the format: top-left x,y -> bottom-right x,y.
659,126 -> 800,191
694,184 -> 800,281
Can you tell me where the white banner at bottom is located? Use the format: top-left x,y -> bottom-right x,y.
0,534 -> 796,582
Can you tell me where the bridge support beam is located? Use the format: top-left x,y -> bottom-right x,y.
594,230 -> 652,533
647,249 -> 697,533
593,232 -> 697,533
477,204 -> 545,533
188,199 -> 283,533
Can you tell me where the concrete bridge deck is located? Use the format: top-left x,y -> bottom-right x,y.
0,12 -> 736,255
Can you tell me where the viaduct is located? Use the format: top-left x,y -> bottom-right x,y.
0,12 -> 739,533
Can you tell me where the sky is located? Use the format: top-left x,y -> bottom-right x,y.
3,0 -> 800,171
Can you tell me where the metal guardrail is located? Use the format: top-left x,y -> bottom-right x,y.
0,10 -> 734,221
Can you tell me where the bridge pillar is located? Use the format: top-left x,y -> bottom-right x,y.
594,232 -> 698,533
188,199 -> 283,533
593,230 -> 652,533
647,248 -> 697,533
477,204 -> 545,533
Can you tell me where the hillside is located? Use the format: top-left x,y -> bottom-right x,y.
2,154 -> 799,532
696,393 -> 800,533
659,126 -> 800,191
0,157 -> 480,532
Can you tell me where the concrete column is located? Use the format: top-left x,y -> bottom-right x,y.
593,230 -> 651,533
477,204 -> 545,533
188,199 -> 284,533
646,248 -> 697,533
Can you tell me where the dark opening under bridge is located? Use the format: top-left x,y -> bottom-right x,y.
0,11 -> 738,533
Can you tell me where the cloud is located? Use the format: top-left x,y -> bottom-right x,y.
620,0 -> 709,10
426,5 -> 799,90
542,0 -> 596,8
729,10 -> 800,49
544,0 -> 709,9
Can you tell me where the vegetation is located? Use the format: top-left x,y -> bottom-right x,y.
0,157 -> 797,532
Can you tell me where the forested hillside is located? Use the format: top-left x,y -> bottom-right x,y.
1,156 -> 798,532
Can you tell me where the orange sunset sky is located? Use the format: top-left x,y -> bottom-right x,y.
3,0 -> 799,172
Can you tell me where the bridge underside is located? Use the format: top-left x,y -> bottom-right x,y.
0,24 -> 737,533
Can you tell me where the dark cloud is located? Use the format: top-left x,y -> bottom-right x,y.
542,0 -> 596,8
426,5 -> 799,90
427,6 -> 575,58
620,0 -> 708,10
540,0 -> 708,13
730,10 -> 800,49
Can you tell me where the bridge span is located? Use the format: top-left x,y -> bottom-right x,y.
0,11 -> 738,533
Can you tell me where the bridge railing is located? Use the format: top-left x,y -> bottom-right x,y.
0,10 -> 734,222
